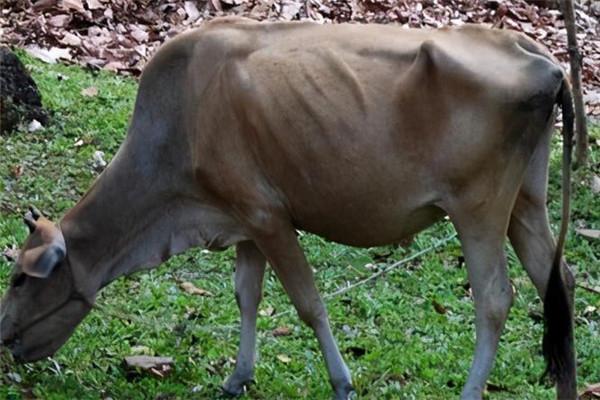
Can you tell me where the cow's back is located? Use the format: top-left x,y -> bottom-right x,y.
148,19 -> 563,246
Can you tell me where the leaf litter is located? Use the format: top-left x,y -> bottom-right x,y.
1,0 -> 598,118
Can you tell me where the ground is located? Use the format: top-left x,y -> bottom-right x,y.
0,52 -> 599,400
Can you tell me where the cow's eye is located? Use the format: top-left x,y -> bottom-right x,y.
11,273 -> 26,288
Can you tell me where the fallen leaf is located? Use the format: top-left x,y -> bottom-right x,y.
123,355 -> 174,378
432,299 -> 447,315
25,45 -> 71,64
576,228 -> 600,240
10,165 -> 23,179
6,372 -> 21,383
280,0 -> 302,20
81,86 -> 99,97
259,304 -> 275,317
60,32 -> 82,46
48,14 -> 70,27
580,383 -> 600,400
103,61 -> 127,72
582,305 -> 597,316
273,326 -> 291,337
86,0 -> 103,10
130,26 -> 149,43
32,0 -> 59,12
180,281 -> 213,296
2,245 -> 20,262
184,1 -> 201,21
276,354 -> 292,363
60,0 -> 86,14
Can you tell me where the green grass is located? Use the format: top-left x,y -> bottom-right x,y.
1,52 -> 599,400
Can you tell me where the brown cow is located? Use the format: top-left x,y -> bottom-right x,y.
0,18 -> 577,400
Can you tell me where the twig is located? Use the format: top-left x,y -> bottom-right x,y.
577,283 -> 600,295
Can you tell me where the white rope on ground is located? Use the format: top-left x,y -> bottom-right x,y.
269,232 -> 458,320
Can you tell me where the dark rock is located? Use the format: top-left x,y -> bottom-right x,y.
1,46 -> 47,134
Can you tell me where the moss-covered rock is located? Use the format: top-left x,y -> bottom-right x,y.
0,46 -> 47,134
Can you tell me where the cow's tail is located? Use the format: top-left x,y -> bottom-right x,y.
542,77 -> 577,399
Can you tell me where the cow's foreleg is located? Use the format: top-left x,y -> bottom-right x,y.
452,214 -> 514,400
253,226 -> 353,400
223,241 -> 267,397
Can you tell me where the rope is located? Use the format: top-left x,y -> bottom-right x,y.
269,232 -> 458,320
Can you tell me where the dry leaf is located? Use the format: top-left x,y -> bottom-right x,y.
48,14 -> 70,27
2,245 -> 20,262
259,304 -> 275,317
276,354 -> 292,363
32,0 -> 59,12
130,26 -> 149,43
10,165 -> 23,179
86,0 -> 103,10
432,299 -> 447,315
103,61 -> 128,71
280,0 -> 302,20
273,326 -> 291,337
81,86 -> 99,97
60,32 -> 82,46
60,0 -> 86,14
123,355 -> 174,378
180,281 -> 213,296
184,1 -> 201,21
576,228 -> 600,240
25,45 -> 71,64
580,383 -> 600,400
582,305 -> 597,316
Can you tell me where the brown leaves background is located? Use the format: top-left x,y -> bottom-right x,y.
1,0 -> 599,114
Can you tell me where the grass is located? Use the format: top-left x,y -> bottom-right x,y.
1,52 -> 599,400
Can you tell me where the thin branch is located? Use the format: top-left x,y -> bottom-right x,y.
561,0 -> 589,167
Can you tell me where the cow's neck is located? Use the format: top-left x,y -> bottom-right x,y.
57,135 -> 239,300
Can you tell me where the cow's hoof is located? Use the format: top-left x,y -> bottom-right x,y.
222,375 -> 254,398
332,383 -> 355,400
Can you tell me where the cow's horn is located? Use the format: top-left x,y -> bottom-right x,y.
29,206 -> 42,220
23,211 -> 37,233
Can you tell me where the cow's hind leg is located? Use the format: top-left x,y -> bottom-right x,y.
223,241 -> 267,397
250,223 -> 353,400
448,207 -> 514,400
508,129 -> 576,399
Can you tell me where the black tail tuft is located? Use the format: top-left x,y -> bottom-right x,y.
541,81 -> 577,399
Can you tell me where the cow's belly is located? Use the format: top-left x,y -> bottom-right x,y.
296,203 -> 446,247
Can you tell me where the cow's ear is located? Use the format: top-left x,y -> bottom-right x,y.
21,244 -> 66,278
19,214 -> 67,278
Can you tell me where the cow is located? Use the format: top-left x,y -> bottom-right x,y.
0,17 -> 577,400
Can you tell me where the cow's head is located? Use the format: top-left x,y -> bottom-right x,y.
0,208 -> 92,362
